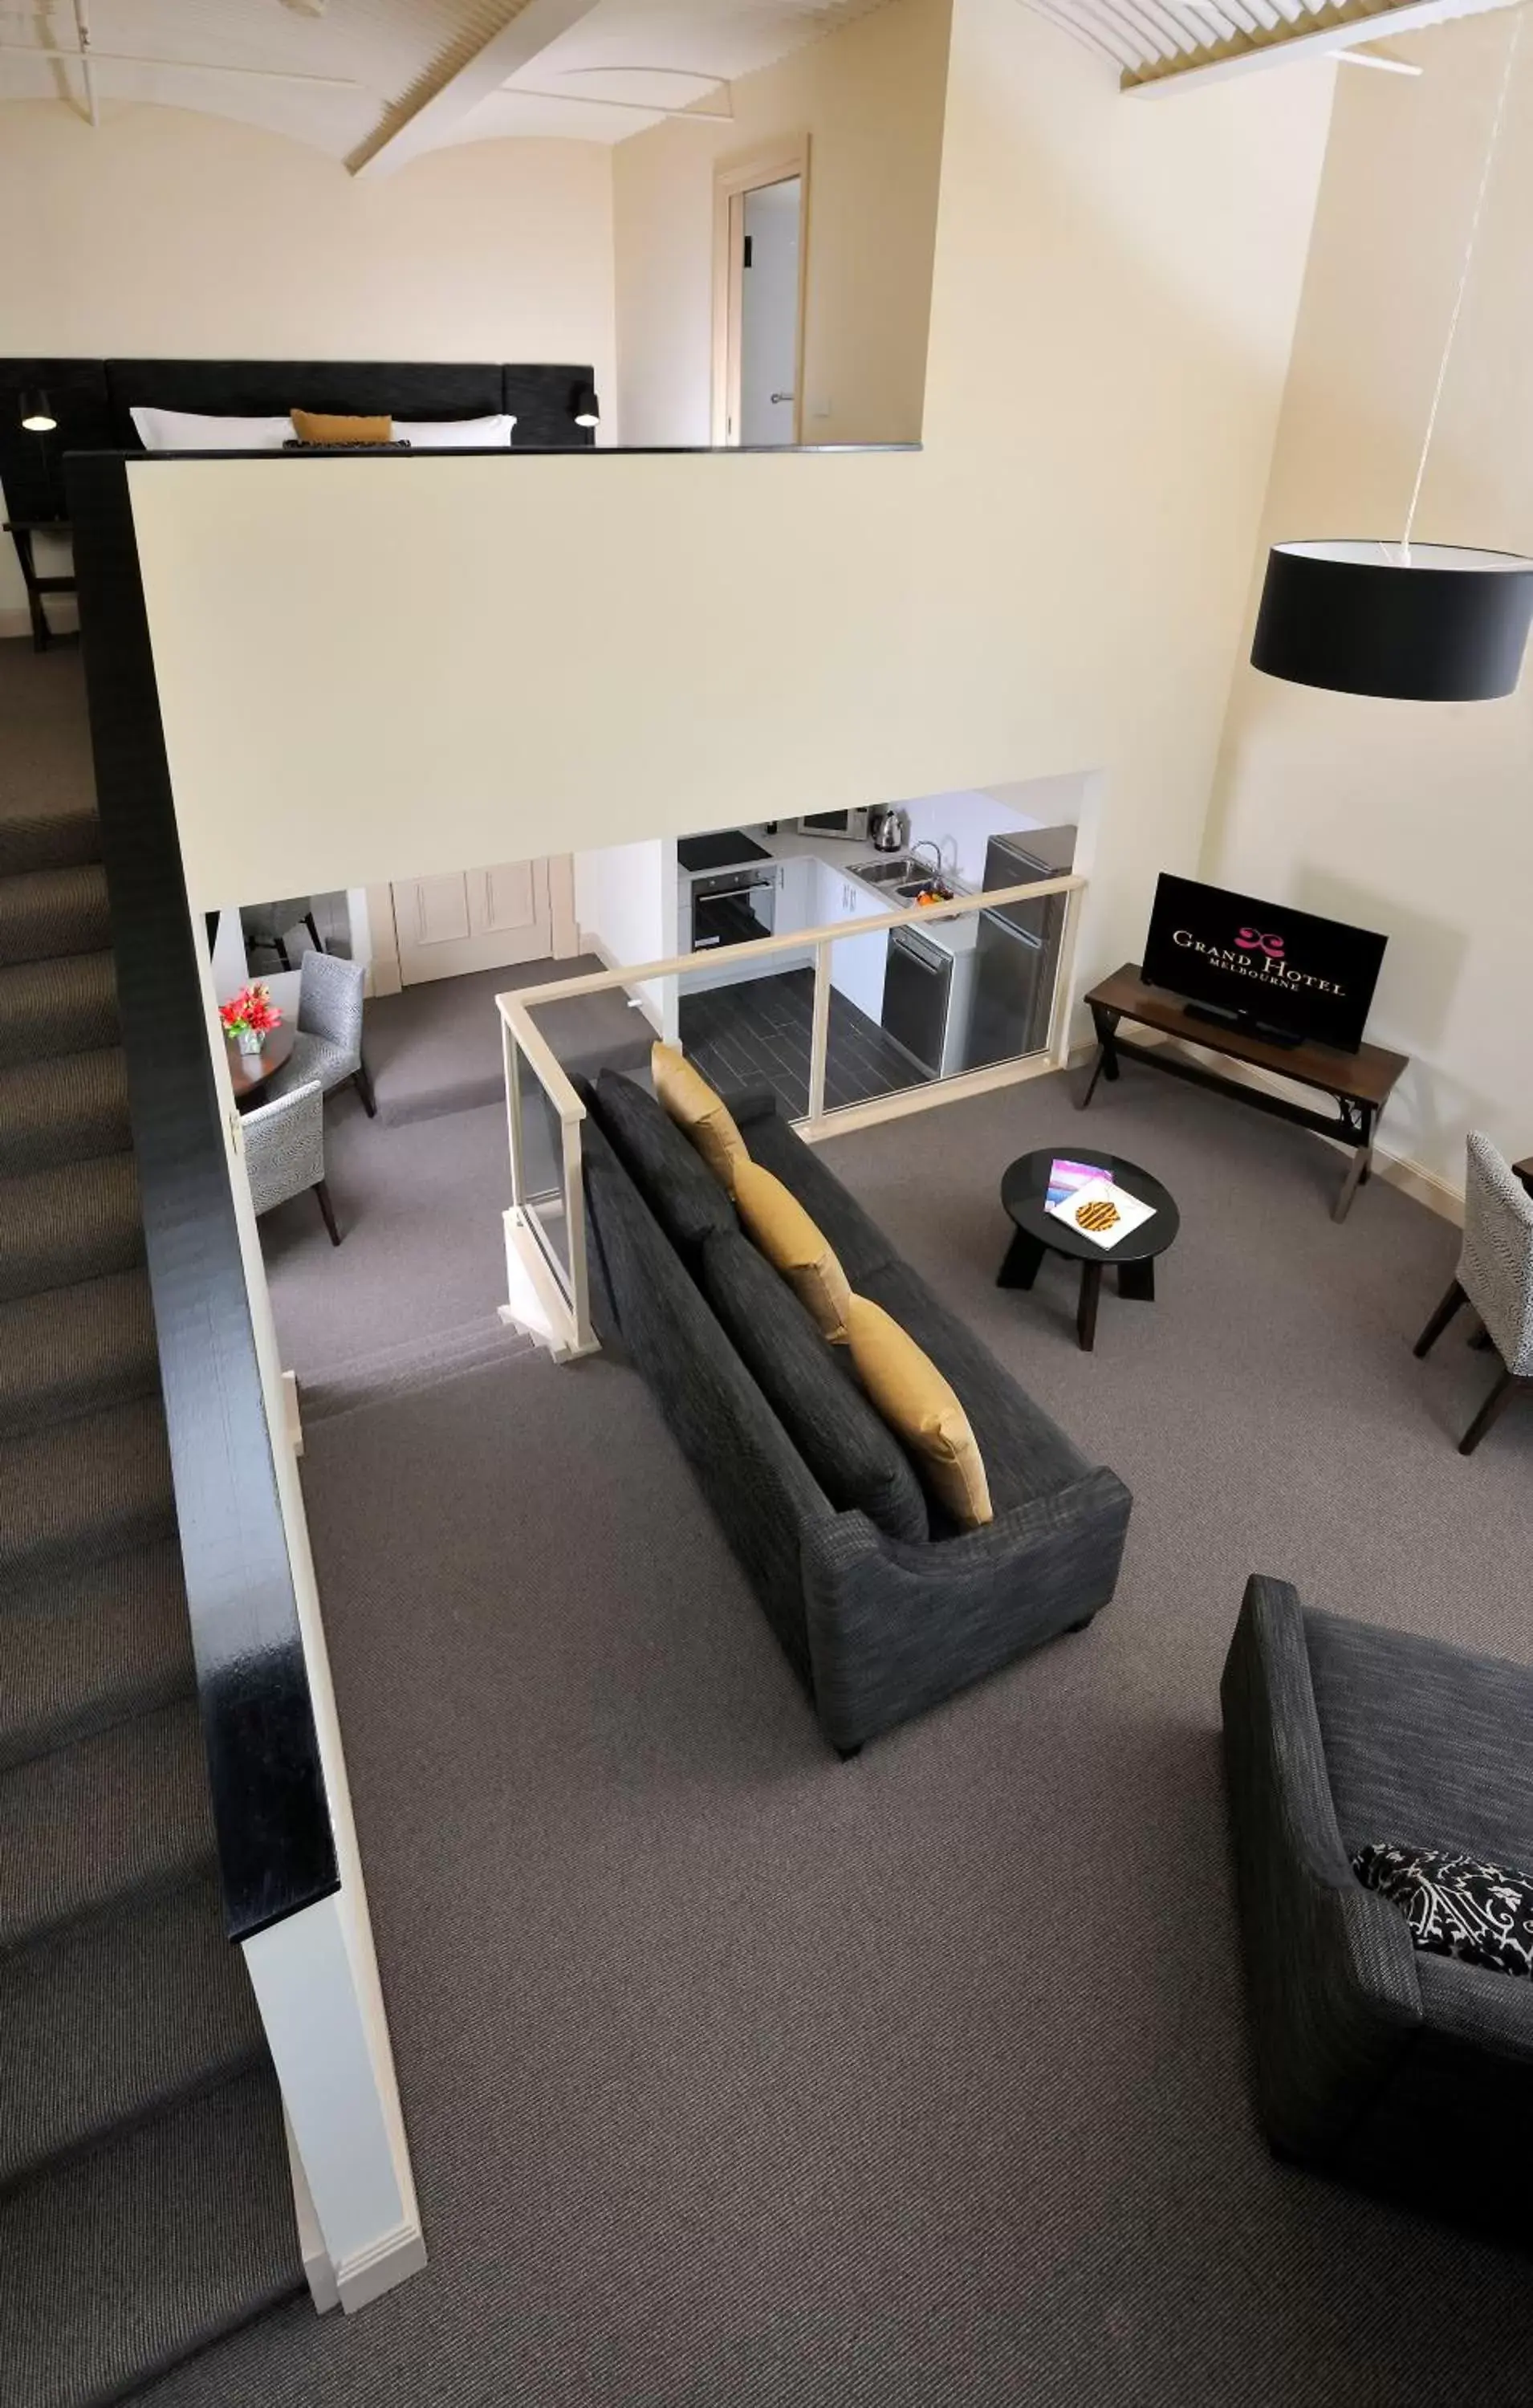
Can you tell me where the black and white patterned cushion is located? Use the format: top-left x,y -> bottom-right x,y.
1353,1841 -> 1533,1979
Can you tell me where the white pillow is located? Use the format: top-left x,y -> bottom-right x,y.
130,406 -> 292,453
392,413 -> 516,449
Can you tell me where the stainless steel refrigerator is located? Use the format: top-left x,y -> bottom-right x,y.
962,826 -> 1075,1071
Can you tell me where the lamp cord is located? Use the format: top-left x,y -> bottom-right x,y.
1401,5 -> 1524,556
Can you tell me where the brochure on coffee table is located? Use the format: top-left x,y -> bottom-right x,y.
1044,1176 -> 1156,1251
1045,1157 -> 1104,1210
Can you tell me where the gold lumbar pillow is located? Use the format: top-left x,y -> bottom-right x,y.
651,1042 -> 749,1192
844,1294 -> 993,1528
291,409 -> 393,446
733,1159 -> 852,1344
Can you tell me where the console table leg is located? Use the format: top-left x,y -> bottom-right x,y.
998,1228 -> 1047,1291
1076,1262 -> 1103,1352
1077,1008 -> 1118,1110
1333,1112 -> 1374,1223
1117,1258 -> 1155,1304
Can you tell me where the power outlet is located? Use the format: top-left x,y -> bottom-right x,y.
811,395 -> 832,421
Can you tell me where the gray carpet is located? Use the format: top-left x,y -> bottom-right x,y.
264,968 -> 652,1408
366,961 -> 649,1129
140,1064 -> 1533,2408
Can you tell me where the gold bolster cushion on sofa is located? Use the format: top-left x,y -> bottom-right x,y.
651,1041 -> 750,1193
732,1159 -> 853,1345
844,1294 -> 993,1528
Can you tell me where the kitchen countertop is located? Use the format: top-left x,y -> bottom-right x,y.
745,826 -> 980,955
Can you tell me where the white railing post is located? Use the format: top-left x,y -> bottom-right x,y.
503,1018 -> 525,1208
807,938 -> 832,1127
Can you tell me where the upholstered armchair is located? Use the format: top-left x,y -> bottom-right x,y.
1222,1575 -> 1533,2242
239,896 -> 321,971
1414,1131 -> 1533,1454
266,949 -> 376,1119
242,1080 -> 340,1245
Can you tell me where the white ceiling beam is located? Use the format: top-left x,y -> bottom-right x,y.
348,0 -> 603,177
1121,0 -> 1509,92
0,42 -> 362,87
504,87 -> 736,119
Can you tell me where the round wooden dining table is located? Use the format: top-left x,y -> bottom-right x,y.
225,1022 -> 296,1108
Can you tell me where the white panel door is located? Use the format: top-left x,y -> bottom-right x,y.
392,856 -> 563,985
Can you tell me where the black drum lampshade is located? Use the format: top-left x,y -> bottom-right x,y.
571,382 -> 600,430
1252,540 -> 1533,703
19,389 -> 57,432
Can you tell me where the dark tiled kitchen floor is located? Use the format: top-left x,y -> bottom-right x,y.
679,967 -> 927,1119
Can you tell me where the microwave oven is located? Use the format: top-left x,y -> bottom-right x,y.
796,808 -> 876,842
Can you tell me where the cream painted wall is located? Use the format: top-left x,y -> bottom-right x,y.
1203,16 -> 1533,1192
125,0 -> 1334,1036
0,103 -> 617,622
612,0 -> 953,447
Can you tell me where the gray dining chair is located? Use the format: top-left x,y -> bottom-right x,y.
1414,1130 -> 1533,1454
240,895 -> 322,971
266,949 -> 376,1118
242,1080 -> 340,1246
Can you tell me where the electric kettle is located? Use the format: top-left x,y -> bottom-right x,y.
871,805 -> 911,854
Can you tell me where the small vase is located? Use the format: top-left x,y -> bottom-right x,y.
235,1028 -> 265,1056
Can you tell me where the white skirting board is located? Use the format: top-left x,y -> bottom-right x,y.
576,929 -> 667,1038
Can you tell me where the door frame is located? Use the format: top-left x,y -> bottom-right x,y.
711,137 -> 810,449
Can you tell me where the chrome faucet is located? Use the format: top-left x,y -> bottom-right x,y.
909,840 -> 944,878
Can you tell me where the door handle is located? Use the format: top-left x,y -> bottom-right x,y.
771,392 -> 795,405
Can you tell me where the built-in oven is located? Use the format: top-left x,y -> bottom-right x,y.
689,864 -> 779,952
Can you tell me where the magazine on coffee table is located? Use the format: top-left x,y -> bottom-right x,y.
1044,1173 -> 1156,1251
1044,1157 -> 1104,1210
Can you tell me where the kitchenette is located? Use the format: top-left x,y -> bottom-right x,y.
672,796 -> 1077,1102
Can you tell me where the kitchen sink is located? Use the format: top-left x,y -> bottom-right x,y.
849,856 -> 919,885
896,877 -> 967,902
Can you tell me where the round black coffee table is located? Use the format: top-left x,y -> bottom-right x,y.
997,1146 -> 1179,1352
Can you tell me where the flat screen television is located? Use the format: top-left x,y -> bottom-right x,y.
1141,874 -> 1386,1054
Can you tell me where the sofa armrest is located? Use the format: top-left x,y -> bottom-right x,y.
800,1464 -> 1132,1752
1220,1576 -> 1421,2160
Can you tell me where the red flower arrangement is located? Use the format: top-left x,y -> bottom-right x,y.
219,982 -> 283,1041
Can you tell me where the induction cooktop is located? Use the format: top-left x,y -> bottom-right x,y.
676,830 -> 772,874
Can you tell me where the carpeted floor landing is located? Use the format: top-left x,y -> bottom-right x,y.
140,1064 -> 1533,2408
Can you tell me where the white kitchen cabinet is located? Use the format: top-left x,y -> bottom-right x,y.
774,855 -> 815,938
815,862 -> 889,1026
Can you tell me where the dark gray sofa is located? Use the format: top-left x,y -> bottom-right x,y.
1222,1575 -> 1533,2240
579,1073 -> 1132,1755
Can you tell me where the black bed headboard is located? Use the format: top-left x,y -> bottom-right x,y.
0,355 -> 596,518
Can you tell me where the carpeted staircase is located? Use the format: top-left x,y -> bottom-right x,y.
0,769 -> 304,2402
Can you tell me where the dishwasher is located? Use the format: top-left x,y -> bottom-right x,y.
881,923 -> 954,1077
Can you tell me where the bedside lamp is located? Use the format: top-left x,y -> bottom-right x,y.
571,381 -> 600,432
20,390 -> 57,432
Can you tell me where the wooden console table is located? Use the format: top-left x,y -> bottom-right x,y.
1077,964 -> 1409,1223
4,519 -> 75,651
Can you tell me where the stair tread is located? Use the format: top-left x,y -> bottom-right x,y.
0,1150 -> 143,1303
0,1267 -> 161,1439
0,947 -> 118,1068
0,802 -> 101,879
0,2065 -> 303,2408
0,1392 -> 173,1584
0,862 -> 110,967
0,1537 -> 194,1775
0,1045 -> 131,1173
0,1694 -> 216,1956
0,1872 -> 262,2188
